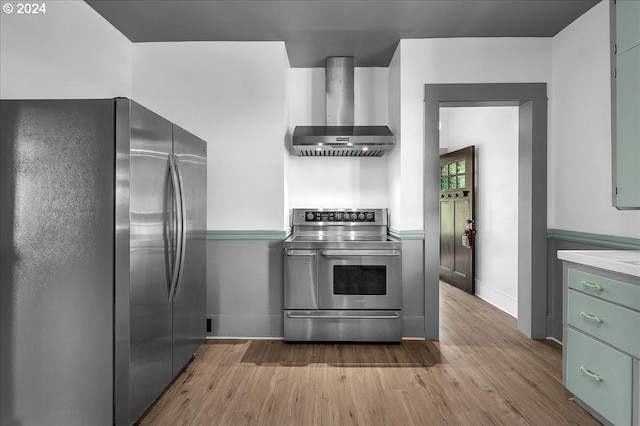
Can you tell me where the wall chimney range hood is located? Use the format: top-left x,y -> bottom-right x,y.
292,57 -> 395,157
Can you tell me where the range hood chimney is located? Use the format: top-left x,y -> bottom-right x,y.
326,56 -> 354,126
292,57 -> 395,157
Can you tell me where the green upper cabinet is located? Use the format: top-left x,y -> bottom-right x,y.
612,0 -> 640,209
615,47 -> 640,208
616,0 -> 640,54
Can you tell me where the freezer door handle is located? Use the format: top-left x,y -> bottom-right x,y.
168,154 -> 184,302
174,154 -> 187,299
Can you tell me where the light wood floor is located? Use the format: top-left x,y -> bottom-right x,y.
139,282 -> 599,425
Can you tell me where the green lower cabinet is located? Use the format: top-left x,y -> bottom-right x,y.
568,289 -> 640,358
637,360 -> 640,426
566,328 -> 632,425
637,361 -> 640,426
568,268 -> 640,309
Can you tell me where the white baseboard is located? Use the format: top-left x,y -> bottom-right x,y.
474,279 -> 517,318
546,336 -> 562,345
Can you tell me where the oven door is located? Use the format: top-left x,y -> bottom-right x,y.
318,249 -> 401,310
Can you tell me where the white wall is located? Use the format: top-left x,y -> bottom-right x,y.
441,107 -> 519,317
0,1 -> 132,99
133,42 -> 289,230
389,38 -> 552,231
550,1 -> 640,238
287,67 -> 390,210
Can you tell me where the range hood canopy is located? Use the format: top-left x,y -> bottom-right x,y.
292,57 -> 395,157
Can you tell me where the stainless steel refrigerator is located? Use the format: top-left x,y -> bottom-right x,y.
0,99 -> 207,425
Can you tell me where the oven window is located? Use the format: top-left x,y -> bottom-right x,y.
333,265 -> 386,295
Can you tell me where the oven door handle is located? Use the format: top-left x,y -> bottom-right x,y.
286,250 -> 317,256
287,312 -> 400,320
321,249 -> 400,257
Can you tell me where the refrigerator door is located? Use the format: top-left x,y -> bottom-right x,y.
0,100 -> 115,425
127,101 -> 174,423
171,125 -> 207,375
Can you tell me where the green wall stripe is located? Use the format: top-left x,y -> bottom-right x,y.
206,230 -> 289,240
547,228 -> 640,249
389,228 -> 425,240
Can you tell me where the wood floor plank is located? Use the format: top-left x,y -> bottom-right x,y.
138,283 -> 599,425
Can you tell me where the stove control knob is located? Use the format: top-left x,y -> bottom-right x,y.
365,213 -> 374,221
350,213 -> 357,221
306,212 -> 315,221
358,213 -> 365,220
335,212 -> 343,220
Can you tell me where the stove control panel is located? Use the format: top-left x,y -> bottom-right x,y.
304,211 -> 376,222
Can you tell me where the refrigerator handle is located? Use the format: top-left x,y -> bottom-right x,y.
168,154 -> 183,303
172,153 -> 188,300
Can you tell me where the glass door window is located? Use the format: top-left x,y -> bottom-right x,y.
333,265 -> 387,295
441,159 -> 466,191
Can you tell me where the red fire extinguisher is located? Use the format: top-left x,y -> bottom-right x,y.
462,219 -> 475,249
462,228 -> 473,249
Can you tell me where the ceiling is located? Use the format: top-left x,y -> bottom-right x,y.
85,0 -> 601,68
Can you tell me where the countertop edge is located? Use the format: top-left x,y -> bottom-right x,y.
557,250 -> 640,278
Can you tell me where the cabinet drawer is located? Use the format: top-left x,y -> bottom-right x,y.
568,289 -> 640,358
566,328 -> 632,426
569,268 -> 640,310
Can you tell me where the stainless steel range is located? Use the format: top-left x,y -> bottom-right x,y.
283,208 -> 402,342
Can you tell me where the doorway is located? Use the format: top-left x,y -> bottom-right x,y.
439,107 -> 521,316
423,83 -> 548,339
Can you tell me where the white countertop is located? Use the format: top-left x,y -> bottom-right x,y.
558,250 -> 640,277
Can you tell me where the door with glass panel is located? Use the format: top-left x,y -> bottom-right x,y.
439,146 -> 475,293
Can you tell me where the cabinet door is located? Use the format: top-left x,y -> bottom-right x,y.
617,0 -> 640,54
615,45 -> 640,208
613,0 -> 640,209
